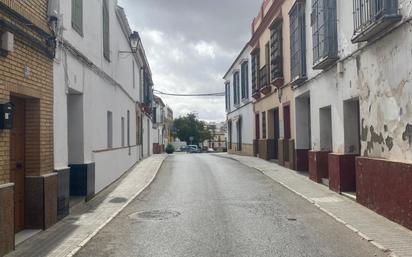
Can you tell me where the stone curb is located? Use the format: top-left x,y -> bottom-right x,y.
212,153 -> 397,256
66,155 -> 168,257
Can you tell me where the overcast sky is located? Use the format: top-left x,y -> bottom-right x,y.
118,0 -> 261,122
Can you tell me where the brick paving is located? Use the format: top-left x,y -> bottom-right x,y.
215,153 -> 412,257
6,154 -> 167,257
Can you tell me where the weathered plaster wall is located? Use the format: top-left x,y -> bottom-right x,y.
355,24 -> 412,162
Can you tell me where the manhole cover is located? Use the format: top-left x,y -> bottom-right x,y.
109,197 -> 128,203
129,210 -> 181,221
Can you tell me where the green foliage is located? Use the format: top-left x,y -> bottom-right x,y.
166,144 -> 175,154
173,113 -> 212,145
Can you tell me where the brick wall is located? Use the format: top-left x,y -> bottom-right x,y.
0,0 -> 54,184
0,0 -> 49,31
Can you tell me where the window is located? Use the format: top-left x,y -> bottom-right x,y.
107,111 -> 113,148
228,120 -> 232,149
352,0 -> 401,42
251,50 -> 260,93
262,111 -> 267,139
121,117 -> 125,147
152,107 -> 157,123
132,61 -> 136,88
225,82 -> 230,111
127,110 -> 130,146
290,1 -> 307,85
103,0 -> 110,61
233,72 -> 240,105
312,0 -> 338,69
237,119 -> 242,151
259,43 -> 270,87
72,0 -> 83,35
270,21 -> 283,81
137,116 -> 141,145
241,61 -> 249,100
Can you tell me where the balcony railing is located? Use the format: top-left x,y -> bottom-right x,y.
352,0 -> 401,42
259,65 -> 269,88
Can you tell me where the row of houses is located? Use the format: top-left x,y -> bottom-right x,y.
225,0 -> 412,232
0,0 -> 170,255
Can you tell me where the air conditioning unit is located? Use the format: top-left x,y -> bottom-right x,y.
48,0 -> 60,20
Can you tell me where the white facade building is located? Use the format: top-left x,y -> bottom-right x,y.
224,44 -> 255,156
52,0 -> 154,218
290,0 -> 412,230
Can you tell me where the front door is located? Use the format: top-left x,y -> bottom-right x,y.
10,96 -> 26,233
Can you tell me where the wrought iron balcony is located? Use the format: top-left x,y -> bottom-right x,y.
352,0 -> 401,43
259,65 -> 269,88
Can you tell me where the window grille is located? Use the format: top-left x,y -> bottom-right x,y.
290,1 -> 307,84
352,0 -> 401,42
270,22 -> 283,81
312,0 -> 338,69
241,61 -> 249,100
251,50 -> 260,93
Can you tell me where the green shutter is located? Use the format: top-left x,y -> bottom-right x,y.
103,0 -> 110,61
72,0 -> 83,35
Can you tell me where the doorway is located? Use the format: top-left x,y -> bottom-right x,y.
10,96 -> 26,233
319,106 -> 333,151
283,105 -> 291,162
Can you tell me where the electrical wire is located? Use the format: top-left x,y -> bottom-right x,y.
154,89 -> 225,97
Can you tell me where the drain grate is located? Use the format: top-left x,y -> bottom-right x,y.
129,210 -> 181,221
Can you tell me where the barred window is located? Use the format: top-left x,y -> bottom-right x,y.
270,21 -> 283,81
262,111 -> 267,139
72,0 -> 83,36
312,0 -> 338,68
103,0 -> 110,61
290,1 -> 307,83
225,82 -> 230,111
241,61 -> 249,100
352,0 -> 401,42
251,50 -> 260,92
233,72 -> 240,105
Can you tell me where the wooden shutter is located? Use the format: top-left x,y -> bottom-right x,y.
72,0 -> 83,35
103,0 -> 110,61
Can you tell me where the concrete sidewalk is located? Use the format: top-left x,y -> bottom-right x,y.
215,153 -> 412,257
6,154 -> 167,257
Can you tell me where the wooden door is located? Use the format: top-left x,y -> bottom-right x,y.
10,96 -> 25,233
284,105 -> 291,139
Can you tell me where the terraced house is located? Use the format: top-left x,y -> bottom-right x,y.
292,0 -> 412,231
224,44 -> 254,155
227,0 -> 412,233
0,0 -> 56,255
52,0 -> 155,219
249,0 -> 297,169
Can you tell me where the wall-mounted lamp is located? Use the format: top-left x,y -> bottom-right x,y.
119,31 -> 140,54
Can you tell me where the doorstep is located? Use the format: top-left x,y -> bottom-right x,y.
341,192 -> 357,201
214,153 -> 412,257
15,230 -> 41,246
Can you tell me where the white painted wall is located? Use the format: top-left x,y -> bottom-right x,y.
224,45 -> 255,145
293,0 -> 412,162
53,0 -> 150,193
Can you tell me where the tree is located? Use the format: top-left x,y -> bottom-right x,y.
173,113 -> 211,145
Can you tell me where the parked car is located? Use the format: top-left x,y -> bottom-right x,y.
187,145 -> 201,153
207,148 -> 215,153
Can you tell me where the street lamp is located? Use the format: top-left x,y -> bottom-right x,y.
119,31 -> 140,54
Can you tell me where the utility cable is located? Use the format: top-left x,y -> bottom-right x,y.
153,89 -> 225,97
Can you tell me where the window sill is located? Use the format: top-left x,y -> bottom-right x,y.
313,55 -> 339,70
352,14 -> 402,43
290,75 -> 307,88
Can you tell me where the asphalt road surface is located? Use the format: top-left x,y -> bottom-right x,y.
75,154 -> 387,257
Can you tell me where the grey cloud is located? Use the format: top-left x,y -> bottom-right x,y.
119,0 -> 261,121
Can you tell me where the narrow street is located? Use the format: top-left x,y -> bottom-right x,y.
75,154 -> 386,257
